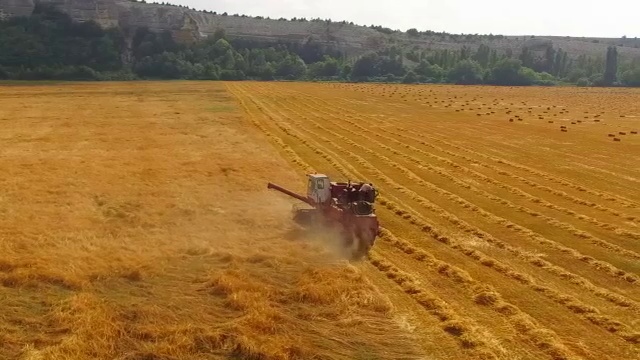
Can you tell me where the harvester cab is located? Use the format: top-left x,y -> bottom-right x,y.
307,174 -> 331,205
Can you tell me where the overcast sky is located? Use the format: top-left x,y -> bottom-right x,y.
161,0 -> 638,38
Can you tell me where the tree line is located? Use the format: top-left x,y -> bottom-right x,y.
1,5 -> 639,87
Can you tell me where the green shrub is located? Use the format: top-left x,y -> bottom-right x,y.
576,77 -> 590,87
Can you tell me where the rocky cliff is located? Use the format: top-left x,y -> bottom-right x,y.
2,0 -> 639,60
0,0 -> 34,19
0,0 -> 384,56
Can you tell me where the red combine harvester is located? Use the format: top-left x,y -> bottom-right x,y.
267,174 -> 380,259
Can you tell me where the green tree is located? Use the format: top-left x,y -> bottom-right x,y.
604,46 -> 618,85
402,71 -> 418,83
275,55 -> 306,79
340,64 -> 352,79
489,49 -> 499,67
406,28 -> 419,37
576,77 -> 590,87
0,5 -> 124,72
382,74 -> 395,82
234,52 -> 248,73
135,52 -> 184,78
518,67 -> 541,85
519,47 -> 534,68
250,51 -> 267,68
219,69 -> 237,80
307,55 -> 340,78
447,60 -> 483,84
489,58 -> 521,85
258,64 -> 275,80
405,49 -> 420,62
535,72 -> 557,86
488,58 -> 539,86
213,39 -> 233,57
415,61 -> 443,82
376,56 -> 405,76
552,48 -> 568,77
621,68 -> 640,86
590,73 -> 605,86
202,62 -> 220,80
321,57 -> 340,77
213,28 -> 226,41
220,49 -> 236,69
54,65 -> 98,80
565,68 -> 587,83
473,44 -> 491,67
543,46 -> 556,73
351,52 -> 380,79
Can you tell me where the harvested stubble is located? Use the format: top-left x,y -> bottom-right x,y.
229,81 -> 640,360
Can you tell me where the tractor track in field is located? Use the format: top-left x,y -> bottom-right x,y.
228,83 -> 585,360
296,87 -> 640,219
372,230 -> 582,358
262,88 -> 640,313
379,127 -> 640,228
390,126 -> 640,215
228,83 -> 640,359
283,90 -> 640,266
228,84 -> 512,358
338,84 -> 640,185
266,86 -> 640,280
428,120 -> 640,187
230,84 -> 640,346
368,248 -> 580,360
323,84 -> 640,211
416,118 -> 640,187
398,127 -> 640,211
278,88 -> 640,255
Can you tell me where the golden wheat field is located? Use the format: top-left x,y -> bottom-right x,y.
0,81 -> 639,360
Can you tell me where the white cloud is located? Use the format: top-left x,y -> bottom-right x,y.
164,0 -> 638,38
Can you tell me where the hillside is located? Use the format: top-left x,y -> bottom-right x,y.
1,0 -> 640,60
